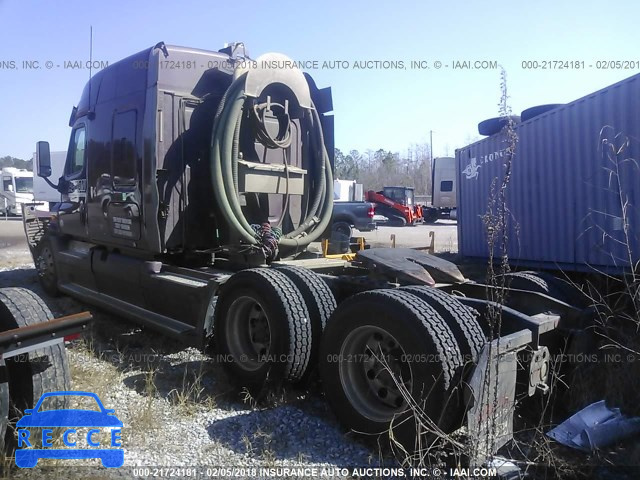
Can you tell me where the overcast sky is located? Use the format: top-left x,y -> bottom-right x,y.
1,0 -> 639,159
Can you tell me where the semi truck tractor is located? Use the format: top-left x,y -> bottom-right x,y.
25,41 -> 588,463
428,156 -> 457,222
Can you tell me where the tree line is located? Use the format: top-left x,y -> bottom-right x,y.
0,156 -> 32,170
333,144 -> 434,195
1,147 -> 436,195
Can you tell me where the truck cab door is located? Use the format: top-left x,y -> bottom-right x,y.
104,109 -> 141,244
58,125 -> 89,239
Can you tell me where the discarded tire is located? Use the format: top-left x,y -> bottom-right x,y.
477,115 -> 520,136
401,285 -> 486,363
214,269 -> 312,396
273,265 -> 336,381
0,288 -> 71,449
331,221 -> 352,239
502,271 -> 582,306
319,289 -> 463,451
520,104 -> 563,122
329,222 -> 352,254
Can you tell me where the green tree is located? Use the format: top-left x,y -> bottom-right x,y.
334,148 -> 360,179
0,156 -> 32,170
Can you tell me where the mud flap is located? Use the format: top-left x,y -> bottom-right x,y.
465,329 -> 532,465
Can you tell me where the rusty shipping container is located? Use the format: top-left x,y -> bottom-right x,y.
456,73 -> 640,273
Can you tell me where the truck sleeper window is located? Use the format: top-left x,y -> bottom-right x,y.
440,180 -> 453,192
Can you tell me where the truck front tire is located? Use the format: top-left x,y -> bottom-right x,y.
34,237 -> 59,297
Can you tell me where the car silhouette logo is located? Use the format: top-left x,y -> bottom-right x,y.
15,391 -> 124,468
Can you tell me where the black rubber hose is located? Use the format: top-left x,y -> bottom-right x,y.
210,75 -> 333,248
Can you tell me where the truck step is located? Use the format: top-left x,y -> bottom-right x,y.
60,283 -> 197,338
152,272 -> 208,288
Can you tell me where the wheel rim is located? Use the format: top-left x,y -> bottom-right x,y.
225,296 -> 271,372
339,326 -> 413,422
37,246 -> 56,285
334,223 -> 350,237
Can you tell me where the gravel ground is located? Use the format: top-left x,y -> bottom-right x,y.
0,234 -> 388,478
357,220 -> 458,252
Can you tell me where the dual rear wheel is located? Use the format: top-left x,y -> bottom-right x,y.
214,266 -> 486,453
319,288 -> 485,452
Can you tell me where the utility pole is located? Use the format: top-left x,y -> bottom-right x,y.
429,130 -> 434,195
430,130 -> 433,162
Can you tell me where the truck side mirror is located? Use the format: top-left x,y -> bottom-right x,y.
36,141 -> 52,178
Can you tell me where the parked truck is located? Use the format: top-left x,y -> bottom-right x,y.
331,201 -> 377,238
25,41 -> 589,464
427,156 -> 457,222
1,168 -> 33,216
331,178 -> 378,238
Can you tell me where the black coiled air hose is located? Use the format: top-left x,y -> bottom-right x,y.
210,73 -> 333,249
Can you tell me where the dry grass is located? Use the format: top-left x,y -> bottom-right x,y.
167,363 -> 219,416
375,71 -> 640,479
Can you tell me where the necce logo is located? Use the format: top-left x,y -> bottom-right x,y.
15,391 -> 124,468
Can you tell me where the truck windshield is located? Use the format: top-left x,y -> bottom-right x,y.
15,177 -> 33,193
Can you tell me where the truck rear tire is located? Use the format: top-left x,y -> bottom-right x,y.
0,288 -> 71,450
272,265 -> 336,382
401,286 -> 486,364
34,237 -> 59,297
319,289 -> 463,452
214,269 -> 312,397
